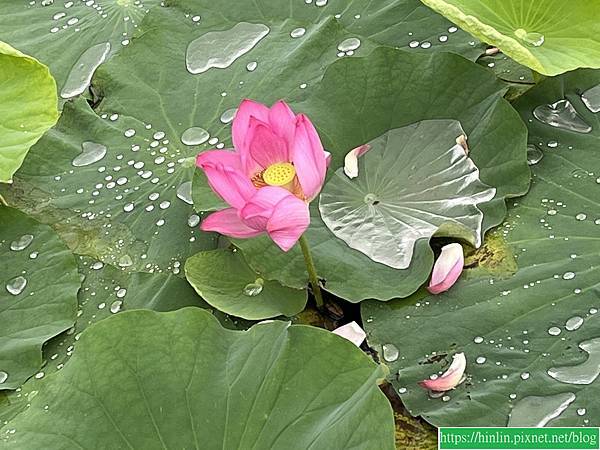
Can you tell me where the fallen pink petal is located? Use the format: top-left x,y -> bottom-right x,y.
427,243 -> 464,294
196,99 -> 330,252
419,352 -> 467,392
332,321 -> 367,347
343,144 -> 371,179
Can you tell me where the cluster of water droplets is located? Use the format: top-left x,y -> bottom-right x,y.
408,26 -> 460,51
45,111 -> 210,273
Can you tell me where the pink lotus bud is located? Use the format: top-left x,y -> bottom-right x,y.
427,243 -> 464,294
419,352 -> 466,391
332,321 -> 366,347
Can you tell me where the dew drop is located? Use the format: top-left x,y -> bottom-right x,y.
10,234 -> 34,251
476,356 -> 487,364
565,316 -> 584,331
507,392 -> 575,427
0,371 -> 7,384
180,127 -> 210,147
188,214 -> 200,227
548,326 -> 562,336
473,336 -> 484,344
6,276 -> 27,296
186,22 -> 270,74
110,300 -> 123,314
220,108 -> 238,124
581,83 -> 600,113
116,288 -> 127,298
526,144 -> 543,165
72,142 -> 107,167
246,61 -> 258,72
176,181 -> 193,205
563,271 -> 575,280
548,338 -> 600,385
533,99 -> 592,134
381,343 -> 399,362
290,27 -> 306,38
118,255 -> 133,267
577,408 -> 587,416
60,42 -> 111,99
243,278 -> 264,296
337,37 -> 361,52
514,28 -> 544,47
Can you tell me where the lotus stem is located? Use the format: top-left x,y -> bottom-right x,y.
298,234 -> 324,308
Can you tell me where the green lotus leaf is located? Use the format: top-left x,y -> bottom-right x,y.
235,47 -> 529,301
186,247 -> 307,320
1,308 -> 395,449
0,41 -> 58,183
0,97 -> 218,272
362,69 -> 600,427
0,255 -> 249,423
0,207 -> 78,390
320,120 -> 496,269
0,0 -> 161,99
419,0 -> 600,76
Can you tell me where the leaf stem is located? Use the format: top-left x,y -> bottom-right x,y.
298,234 -> 324,308
0,193 -> 8,207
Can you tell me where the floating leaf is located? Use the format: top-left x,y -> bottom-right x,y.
0,41 -> 58,183
420,0 -> 600,76
1,98 -> 218,272
362,69 -> 600,427
0,256 -> 247,423
0,207 -> 78,390
185,248 -> 307,320
1,308 -> 395,449
0,0 -> 160,97
320,120 -> 495,269
235,48 -> 529,301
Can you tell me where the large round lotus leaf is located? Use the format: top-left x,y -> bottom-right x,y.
0,256 -> 249,424
0,207 -> 78,390
185,248 -> 307,320
361,69 -> 600,427
0,0 -> 160,99
0,42 -> 57,183
420,0 -> 600,76
0,308 -> 395,449
235,47 -> 529,302
320,120 -> 496,269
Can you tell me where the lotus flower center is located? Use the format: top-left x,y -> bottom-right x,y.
263,162 -> 296,186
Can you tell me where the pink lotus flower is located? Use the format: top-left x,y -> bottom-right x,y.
197,99 -> 329,251
419,352 -> 466,392
427,243 -> 464,294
